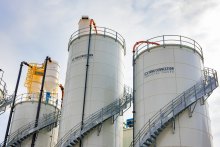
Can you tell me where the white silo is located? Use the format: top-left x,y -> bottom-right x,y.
8,61 -> 60,147
133,35 -> 213,147
58,16 -> 126,147
45,61 -> 60,92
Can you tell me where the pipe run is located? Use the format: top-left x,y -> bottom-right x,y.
132,50 -> 136,146
59,84 -> 64,108
3,61 -> 32,147
79,18 -> 94,147
59,84 -> 64,100
133,40 -> 160,53
90,19 -> 98,34
31,56 -> 51,147
132,40 -> 159,146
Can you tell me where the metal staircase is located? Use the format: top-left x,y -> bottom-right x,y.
0,95 -> 13,115
0,69 -> 8,114
0,111 -> 60,147
0,87 -> 132,147
130,68 -> 218,147
55,88 -> 133,147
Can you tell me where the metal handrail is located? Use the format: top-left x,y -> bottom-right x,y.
0,70 -> 7,100
0,92 -> 62,115
55,88 -> 133,147
130,68 -> 218,146
68,26 -> 126,54
0,111 -> 60,147
0,70 -> 8,114
14,93 -> 62,109
134,35 -> 203,61
0,87 -> 132,147
0,95 -> 13,110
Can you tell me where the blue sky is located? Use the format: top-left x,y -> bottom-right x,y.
0,0 -> 220,146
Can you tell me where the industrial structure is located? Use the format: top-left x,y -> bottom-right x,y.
131,36 -> 218,147
57,16 -> 130,147
0,17 -> 218,147
0,60 -> 61,147
10,61 -> 60,147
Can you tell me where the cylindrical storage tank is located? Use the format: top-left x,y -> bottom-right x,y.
9,94 -> 59,147
44,61 -> 60,92
58,17 -> 126,147
134,35 -> 212,147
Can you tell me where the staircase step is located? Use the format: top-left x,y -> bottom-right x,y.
70,141 -> 75,145
164,121 -> 169,126
157,127 -> 163,132
141,143 -> 149,147
154,130 -> 159,135
143,142 -> 150,146
73,140 -> 79,144
161,125 -> 166,129
147,137 -> 154,143
143,140 -> 151,146
20,138 -> 24,141
151,134 -> 156,139
75,138 -> 80,142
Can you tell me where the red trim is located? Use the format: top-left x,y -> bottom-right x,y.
133,41 -> 160,52
90,19 -> 98,34
59,84 -> 64,100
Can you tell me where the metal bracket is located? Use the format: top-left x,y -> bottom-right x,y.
200,96 -> 205,105
172,118 -> 175,134
188,101 -> 197,117
111,115 -> 115,124
112,113 -> 120,123
111,116 -> 114,124
97,123 -> 103,136
119,109 -> 123,116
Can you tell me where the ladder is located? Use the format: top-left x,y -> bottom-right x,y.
0,111 -> 60,147
55,88 -> 133,147
130,68 -> 218,147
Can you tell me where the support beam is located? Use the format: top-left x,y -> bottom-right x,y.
188,101 -> 197,117
172,118 -> 175,134
31,56 -> 51,147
